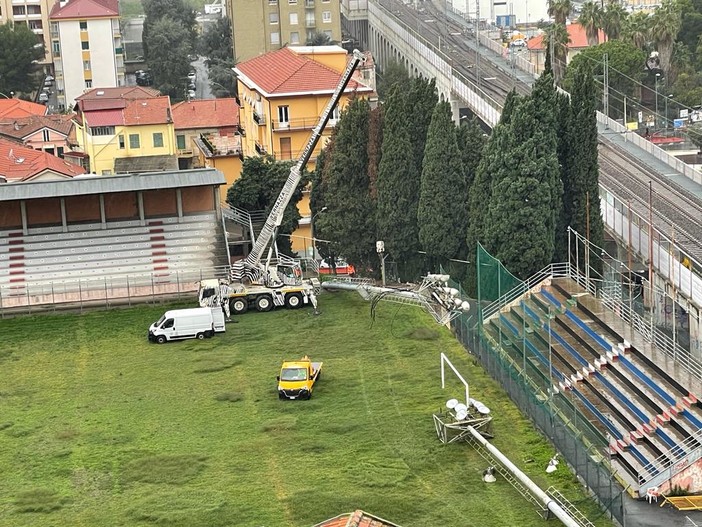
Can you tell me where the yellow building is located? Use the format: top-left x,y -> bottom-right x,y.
225,0 -> 342,62
234,45 -> 373,255
193,133 -> 243,188
69,87 -> 177,175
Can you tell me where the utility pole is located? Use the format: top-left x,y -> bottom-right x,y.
476,0 -> 481,93
603,53 -> 609,127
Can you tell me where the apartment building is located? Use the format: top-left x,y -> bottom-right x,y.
225,0 -> 342,61
0,0 -> 55,69
49,0 -> 124,111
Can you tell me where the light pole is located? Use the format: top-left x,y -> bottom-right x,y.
311,206 -> 327,260
665,94 -> 673,131
655,73 -> 662,130
376,240 -> 387,286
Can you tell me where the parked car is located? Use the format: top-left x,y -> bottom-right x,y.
135,70 -> 153,86
38,92 -> 49,103
187,89 -> 196,99
510,38 -> 527,48
187,71 -> 197,81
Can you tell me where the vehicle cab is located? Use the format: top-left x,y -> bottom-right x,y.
277,356 -> 322,400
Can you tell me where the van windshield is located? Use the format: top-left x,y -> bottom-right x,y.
156,315 -> 166,326
281,367 -> 307,381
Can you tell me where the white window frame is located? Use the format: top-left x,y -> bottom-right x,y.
270,31 -> 280,45
289,12 -> 298,25
269,12 -> 279,24
322,11 -> 331,23
278,105 -> 289,127
290,31 -> 300,44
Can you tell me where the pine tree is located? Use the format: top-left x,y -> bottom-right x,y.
408,77 -> 439,174
320,98 -> 378,272
367,105 -> 383,201
418,101 -> 467,269
376,87 -> 423,280
554,91 -> 573,261
456,117 -> 487,194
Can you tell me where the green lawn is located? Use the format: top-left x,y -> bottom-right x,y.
0,292 -> 612,527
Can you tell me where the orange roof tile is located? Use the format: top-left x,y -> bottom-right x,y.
0,138 -> 86,181
123,97 -> 172,126
316,510 -> 402,527
171,98 -> 240,130
527,23 -> 607,51
50,0 -> 118,19
236,48 -> 372,97
0,99 -> 47,119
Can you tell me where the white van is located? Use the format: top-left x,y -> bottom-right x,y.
148,307 -> 225,343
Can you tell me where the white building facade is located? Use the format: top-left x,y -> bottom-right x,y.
451,0 -> 550,26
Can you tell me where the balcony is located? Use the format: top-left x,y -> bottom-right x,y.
255,141 -> 267,155
305,19 -> 316,28
273,117 -> 334,131
305,0 -> 314,7
177,149 -> 193,157
253,110 -> 266,125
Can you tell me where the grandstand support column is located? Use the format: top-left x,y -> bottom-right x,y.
60,197 -> 67,233
176,189 -> 184,221
99,195 -> 106,230
214,187 -> 222,218
20,200 -> 28,235
137,192 -> 145,227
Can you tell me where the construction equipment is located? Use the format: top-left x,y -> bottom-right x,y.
277,356 -> 323,400
199,49 -> 366,315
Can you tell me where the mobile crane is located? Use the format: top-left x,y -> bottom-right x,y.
199,50 -> 366,315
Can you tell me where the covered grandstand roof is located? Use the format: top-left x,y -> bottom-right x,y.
0,168 -> 225,202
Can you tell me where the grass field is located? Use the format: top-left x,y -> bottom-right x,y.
0,291 -> 613,527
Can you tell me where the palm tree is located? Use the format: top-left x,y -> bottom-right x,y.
548,0 -> 572,25
578,1 -> 602,47
602,0 -> 628,40
622,11 -> 650,50
543,23 -> 571,84
649,0 -> 682,77
306,31 -> 332,46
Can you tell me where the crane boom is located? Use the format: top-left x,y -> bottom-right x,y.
231,49 -> 366,284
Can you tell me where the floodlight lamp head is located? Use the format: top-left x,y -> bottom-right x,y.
376,240 -> 385,253
446,398 -> 459,409
461,301 -> 471,311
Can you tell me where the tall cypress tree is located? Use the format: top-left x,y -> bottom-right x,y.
464,93 -> 519,295
408,77 -> 439,177
486,98 -> 559,278
320,98 -> 377,272
554,90 -> 573,262
418,101 -> 467,270
376,86 -> 423,280
567,65 -> 604,277
367,105 -> 384,201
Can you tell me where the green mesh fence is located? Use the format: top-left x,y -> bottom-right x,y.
476,242 -> 524,304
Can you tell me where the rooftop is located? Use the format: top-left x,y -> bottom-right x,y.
50,0 -> 119,20
77,96 -> 173,128
315,510 -> 402,527
194,133 -> 242,158
171,98 -> 239,130
527,23 -> 607,51
0,138 -> 86,182
0,114 -> 74,140
235,47 -> 373,98
0,99 -> 47,119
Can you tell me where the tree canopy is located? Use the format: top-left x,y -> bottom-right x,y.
0,22 -> 44,97
143,17 -> 193,100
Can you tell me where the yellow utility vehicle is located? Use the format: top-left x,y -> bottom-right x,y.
277,356 -> 323,400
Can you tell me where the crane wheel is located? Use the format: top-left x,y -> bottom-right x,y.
255,294 -> 273,312
285,293 -> 303,309
230,298 -> 247,315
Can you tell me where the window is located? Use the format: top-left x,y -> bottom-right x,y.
322,11 -> 331,22
81,41 -> 89,50
290,31 -> 300,44
83,60 -> 91,71
50,22 -> 59,33
153,132 -> 164,148
90,126 -> 115,136
270,31 -> 280,45
129,134 -> 140,148
269,0 -> 278,3
85,80 -> 92,88
27,5 -> 42,15
162,318 -> 174,329
305,13 -> 315,26
177,135 -> 186,149
52,41 -> 60,55
289,0 -> 297,4
269,12 -> 278,24
289,12 -> 298,25
42,129 -> 50,141
28,20 -> 42,30
12,6 -> 26,16
57,147 -> 64,158
278,105 -> 289,126
118,135 -> 125,148
79,21 -> 88,30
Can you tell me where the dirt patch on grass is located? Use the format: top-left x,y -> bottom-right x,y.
350,456 -> 411,488
259,416 -> 298,433
405,327 -> 440,340
56,428 -> 80,440
214,392 -> 243,403
122,454 -> 207,485
192,355 -> 241,374
14,488 -> 68,513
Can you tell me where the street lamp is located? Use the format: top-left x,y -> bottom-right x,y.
311,206 -> 327,260
665,94 -> 673,131
0,91 -> 14,99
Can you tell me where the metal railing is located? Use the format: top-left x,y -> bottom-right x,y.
638,428 -> 702,492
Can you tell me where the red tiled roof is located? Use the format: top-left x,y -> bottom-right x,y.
172,98 -> 239,130
0,114 -> 74,139
0,138 -> 86,181
123,96 -> 172,126
76,86 -> 161,102
83,108 -> 124,127
0,99 -> 47,119
236,48 -> 372,97
316,510 -> 402,527
50,0 -> 119,19
527,23 -> 607,51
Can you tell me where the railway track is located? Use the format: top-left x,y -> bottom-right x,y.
599,141 -> 702,262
